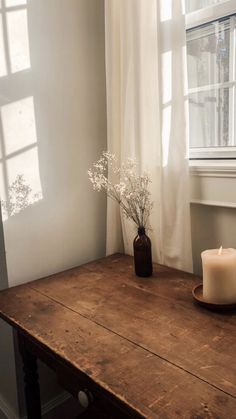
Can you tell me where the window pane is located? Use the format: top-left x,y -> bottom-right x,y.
189,87 -> 230,148
186,0 -> 225,13
187,19 -> 230,89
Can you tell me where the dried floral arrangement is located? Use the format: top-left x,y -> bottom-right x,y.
88,152 -> 153,229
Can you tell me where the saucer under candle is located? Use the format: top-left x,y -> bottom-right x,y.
201,247 -> 236,304
192,284 -> 236,311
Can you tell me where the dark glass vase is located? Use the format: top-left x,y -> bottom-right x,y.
133,227 -> 153,277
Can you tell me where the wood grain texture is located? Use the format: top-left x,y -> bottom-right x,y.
0,254 -> 236,418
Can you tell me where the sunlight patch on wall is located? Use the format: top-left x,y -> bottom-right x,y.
0,131 -> 2,159
5,0 -> 27,6
1,96 -> 37,154
6,8 -> 30,73
7,147 -> 41,194
1,148 -> 42,220
0,15 -> 7,77
1,173 -> 42,219
0,96 -> 42,221
0,164 -> 4,203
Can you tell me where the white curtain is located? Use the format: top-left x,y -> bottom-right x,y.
105,0 -> 193,273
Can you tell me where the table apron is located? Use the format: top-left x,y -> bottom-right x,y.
17,331 -> 143,419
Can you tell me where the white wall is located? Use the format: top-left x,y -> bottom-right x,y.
0,0 -> 107,417
0,205 -> 7,291
191,203 -> 236,275
2,0 -> 107,285
190,172 -> 236,274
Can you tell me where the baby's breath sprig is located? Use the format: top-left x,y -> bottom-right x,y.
88,152 -> 153,229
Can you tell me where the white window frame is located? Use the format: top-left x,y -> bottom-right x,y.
186,0 -> 236,162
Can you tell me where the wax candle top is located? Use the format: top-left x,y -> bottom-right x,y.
201,248 -> 236,261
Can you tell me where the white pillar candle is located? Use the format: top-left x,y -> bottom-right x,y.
201,247 -> 236,304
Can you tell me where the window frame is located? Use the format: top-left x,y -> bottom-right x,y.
186,0 -> 236,161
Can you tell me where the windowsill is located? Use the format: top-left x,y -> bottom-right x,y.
189,160 -> 236,178
190,198 -> 236,208
186,0 -> 235,30
189,160 -> 236,208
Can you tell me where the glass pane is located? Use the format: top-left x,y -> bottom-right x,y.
6,9 -> 30,73
189,87 -> 230,147
186,0 -> 225,13
187,18 -> 230,89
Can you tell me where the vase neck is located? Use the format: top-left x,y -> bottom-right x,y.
138,227 -> 146,236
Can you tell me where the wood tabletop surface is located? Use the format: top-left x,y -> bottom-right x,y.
0,253 -> 236,418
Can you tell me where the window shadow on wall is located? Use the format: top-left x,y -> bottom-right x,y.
0,0 -> 43,222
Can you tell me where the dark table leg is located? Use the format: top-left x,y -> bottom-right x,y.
18,333 -> 42,419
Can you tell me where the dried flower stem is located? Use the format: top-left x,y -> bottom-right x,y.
88,152 -> 153,229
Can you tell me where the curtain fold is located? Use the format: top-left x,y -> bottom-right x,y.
105,0 -> 193,273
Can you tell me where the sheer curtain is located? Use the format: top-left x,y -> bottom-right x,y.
105,0 -> 193,273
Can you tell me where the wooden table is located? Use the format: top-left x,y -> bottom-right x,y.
0,254 -> 236,418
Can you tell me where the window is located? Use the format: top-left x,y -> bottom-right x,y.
186,0 -> 236,159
